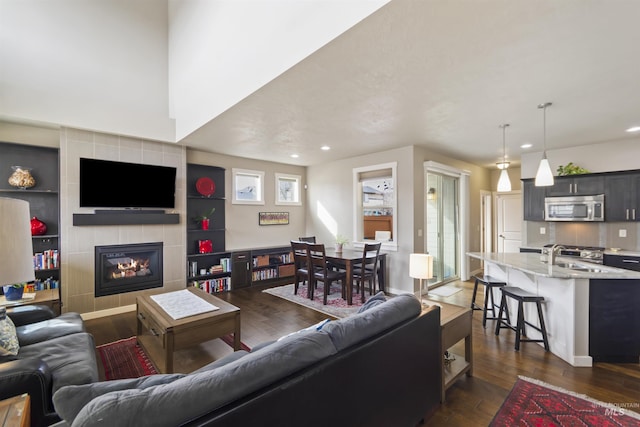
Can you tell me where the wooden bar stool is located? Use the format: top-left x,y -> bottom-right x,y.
494,286 -> 550,352
471,275 -> 507,328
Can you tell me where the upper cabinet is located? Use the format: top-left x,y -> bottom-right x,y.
522,179 -> 546,221
605,173 -> 640,221
523,169 -> 640,222
545,175 -> 605,197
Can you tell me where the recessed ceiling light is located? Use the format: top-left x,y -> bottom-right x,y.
290,154 -> 299,158
520,143 -> 533,149
321,145 -> 331,151
626,126 -> 640,133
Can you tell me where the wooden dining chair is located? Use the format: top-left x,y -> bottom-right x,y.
353,242 -> 382,301
290,240 -> 311,296
307,243 -> 347,304
298,236 -> 316,243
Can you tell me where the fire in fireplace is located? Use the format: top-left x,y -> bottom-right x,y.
95,242 -> 163,297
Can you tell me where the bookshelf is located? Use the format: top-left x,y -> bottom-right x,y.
0,142 -> 61,313
186,163 -> 229,294
250,246 -> 295,285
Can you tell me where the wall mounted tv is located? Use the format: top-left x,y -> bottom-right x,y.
79,158 -> 176,209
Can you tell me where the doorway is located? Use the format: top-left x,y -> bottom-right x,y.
496,192 -> 522,253
425,171 -> 459,286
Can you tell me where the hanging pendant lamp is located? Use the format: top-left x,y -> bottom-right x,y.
535,102 -> 554,187
497,124 -> 512,192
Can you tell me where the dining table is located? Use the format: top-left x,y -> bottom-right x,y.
323,247 -> 387,305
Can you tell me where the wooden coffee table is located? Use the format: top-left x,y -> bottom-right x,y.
136,287 -> 241,374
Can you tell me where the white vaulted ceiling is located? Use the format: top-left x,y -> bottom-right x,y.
3,0 -> 640,168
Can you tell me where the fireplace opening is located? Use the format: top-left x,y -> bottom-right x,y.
95,242 -> 163,297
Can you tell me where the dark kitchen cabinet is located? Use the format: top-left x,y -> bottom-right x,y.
589,279 -> 640,363
545,175 -> 604,197
522,179 -> 546,221
605,172 -> 640,221
603,254 -> 640,271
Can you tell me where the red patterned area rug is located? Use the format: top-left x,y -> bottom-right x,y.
263,282 -> 364,318
490,376 -> 640,426
97,335 -> 250,380
97,337 -> 158,380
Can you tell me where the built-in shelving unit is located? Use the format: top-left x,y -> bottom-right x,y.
250,246 -> 295,284
0,141 -> 61,313
186,163 -> 229,293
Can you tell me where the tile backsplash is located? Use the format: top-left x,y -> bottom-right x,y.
525,221 -> 639,251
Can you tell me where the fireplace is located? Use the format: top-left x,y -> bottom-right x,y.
95,242 -> 163,297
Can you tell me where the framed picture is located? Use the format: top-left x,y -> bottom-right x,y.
232,168 -> 265,205
259,212 -> 289,226
275,173 -> 302,206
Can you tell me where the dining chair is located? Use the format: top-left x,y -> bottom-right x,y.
290,240 -> 311,296
298,236 -> 316,243
353,242 -> 382,301
307,243 -> 347,304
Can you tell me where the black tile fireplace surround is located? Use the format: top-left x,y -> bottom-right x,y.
95,242 -> 163,297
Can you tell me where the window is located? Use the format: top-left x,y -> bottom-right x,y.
353,162 -> 397,249
275,173 -> 301,205
232,168 -> 264,205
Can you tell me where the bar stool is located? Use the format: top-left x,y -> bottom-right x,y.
471,275 -> 507,328
495,286 -> 550,352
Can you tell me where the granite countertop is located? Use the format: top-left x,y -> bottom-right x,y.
467,252 -> 640,279
520,246 -> 640,257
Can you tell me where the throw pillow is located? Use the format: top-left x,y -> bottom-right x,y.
357,291 -> 387,313
0,308 -> 19,356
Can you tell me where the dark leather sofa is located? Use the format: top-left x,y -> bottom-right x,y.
0,305 -> 98,427
51,294 -> 442,427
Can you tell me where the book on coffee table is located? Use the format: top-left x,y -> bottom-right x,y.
150,289 -> 219,320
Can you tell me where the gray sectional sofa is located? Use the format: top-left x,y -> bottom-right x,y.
51,293 -> 442,427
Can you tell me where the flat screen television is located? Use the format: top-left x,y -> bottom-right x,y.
79,158 -> 176,209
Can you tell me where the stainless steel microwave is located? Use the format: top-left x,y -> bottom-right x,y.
544,194 -> 604,221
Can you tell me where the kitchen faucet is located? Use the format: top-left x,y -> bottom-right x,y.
549,244 -> 566,265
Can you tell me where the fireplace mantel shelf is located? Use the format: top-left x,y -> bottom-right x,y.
73,212 -> 179,226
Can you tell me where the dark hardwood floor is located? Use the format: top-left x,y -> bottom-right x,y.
84,280 -> 640,425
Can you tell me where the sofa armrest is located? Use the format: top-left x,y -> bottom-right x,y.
7,305 -> 56,327
0,357 -> 55,426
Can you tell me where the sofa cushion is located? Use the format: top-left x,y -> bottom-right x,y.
322,293 -> 421,351
65,330 -> 337,427
18,332 -> 98,393
190,349 -> 249,374
16,312 -> 85,346
53,374 -> 186,423
357,291 -> 387,313
0,311 -> 19,357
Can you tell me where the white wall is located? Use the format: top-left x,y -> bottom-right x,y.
0,0 -> 175,142
168,0 -> 390,140
521,137 -> 640,178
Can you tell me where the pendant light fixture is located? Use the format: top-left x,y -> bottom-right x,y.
497,123 -> 511,192
535,102 -> 554,187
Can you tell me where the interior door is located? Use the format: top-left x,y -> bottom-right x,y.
496,192 -> 522,253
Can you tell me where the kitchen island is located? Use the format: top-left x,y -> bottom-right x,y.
467,252 -> 640,366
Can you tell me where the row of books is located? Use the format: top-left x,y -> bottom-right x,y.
252,267 -> 278,281
34,249 -> 59,270
192,277 -> 231,294
33,277 -> 60,291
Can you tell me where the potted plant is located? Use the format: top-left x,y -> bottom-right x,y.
335,234 -> 349,252
2,283 -> 26,301
193,208 -> 216,230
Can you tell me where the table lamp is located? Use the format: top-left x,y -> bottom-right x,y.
410,253 -> 433,303
0,198 -> 35,300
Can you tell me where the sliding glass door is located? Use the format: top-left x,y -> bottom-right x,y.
425,171 -> 459,286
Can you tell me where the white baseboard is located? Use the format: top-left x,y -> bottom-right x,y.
80,304 -> 136,321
